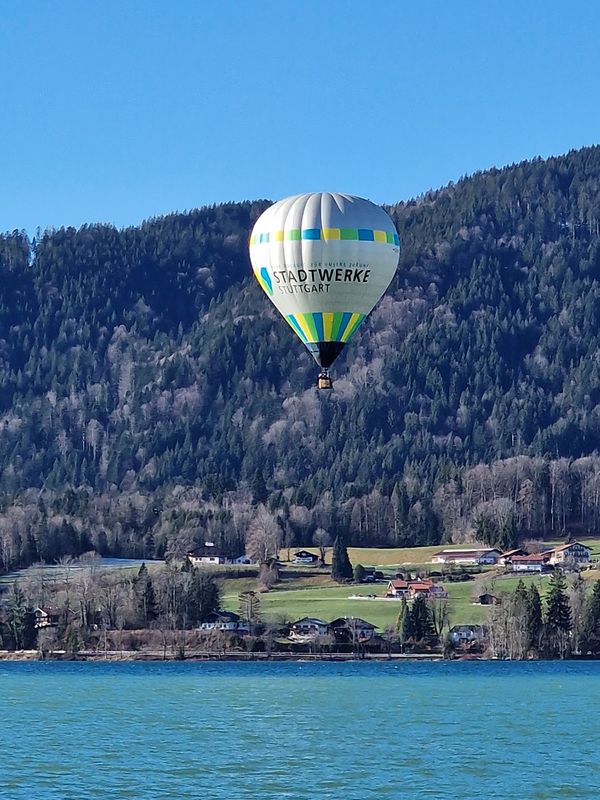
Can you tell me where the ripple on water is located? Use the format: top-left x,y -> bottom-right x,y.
1,661 -> 600,799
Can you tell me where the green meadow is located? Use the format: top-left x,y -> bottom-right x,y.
2,541 -> 598,633
221,540 -> 600,631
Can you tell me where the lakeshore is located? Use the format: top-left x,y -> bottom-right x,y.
0,648 -> 444,662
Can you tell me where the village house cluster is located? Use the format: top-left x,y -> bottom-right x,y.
199,612 -> 378,645
502,542 -> 592,572
431,542 -> 592,572
186,546 -> 324,567
186,543 -> 253,566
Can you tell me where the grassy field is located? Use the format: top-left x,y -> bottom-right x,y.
282,538 -> 600,569
221,556 -> 600,631
3,540 -> 598,633
281,543 -> 491,569
221,577 -> 500,628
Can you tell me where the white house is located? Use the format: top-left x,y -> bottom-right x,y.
449,625 -> 488,646
293,550 -> 319,566
187,544 -> 228,565
330,617 -> 376,642
187,543 -> 253,566
386,579 -> 409,598
511,553 -> 551,573
199,612 -> 248,632
289,617 -> 330,640
431,549 -> 501,565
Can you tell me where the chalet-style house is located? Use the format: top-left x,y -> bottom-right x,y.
385,578 -> 448,599
548,542 -> 592,565
511,553 -> 552,573
330,617 -> 376,643
289,617 -> 330,640
409,581 -> 448,599
386,579 -> 409,597
498,548 -> 526,565
199,612 -> 249,633
33,607 -> 60,629
187,543 -> 252,566
431,548 -> 501,565
293,550 -> 320,565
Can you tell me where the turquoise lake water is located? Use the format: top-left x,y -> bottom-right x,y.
1,660 -> 599,799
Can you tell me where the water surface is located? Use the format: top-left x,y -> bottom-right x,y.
1,660 -> 599,799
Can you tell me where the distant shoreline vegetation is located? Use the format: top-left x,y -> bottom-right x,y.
1,552 -> 599,662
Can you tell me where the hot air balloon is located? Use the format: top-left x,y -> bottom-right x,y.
249,192 -> 399,388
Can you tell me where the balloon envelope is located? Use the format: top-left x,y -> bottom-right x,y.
249,192 -> 399,369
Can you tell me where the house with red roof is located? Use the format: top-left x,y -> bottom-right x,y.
511,553 -> 552,573
386,579 -> 409,598
385,578 -> 447,599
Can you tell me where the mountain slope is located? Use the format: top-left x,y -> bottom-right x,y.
2,146 -> 600,568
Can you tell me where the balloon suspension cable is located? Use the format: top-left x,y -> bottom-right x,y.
317,369 -> 333,390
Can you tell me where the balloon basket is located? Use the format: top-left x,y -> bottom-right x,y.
317,371 -> 333,390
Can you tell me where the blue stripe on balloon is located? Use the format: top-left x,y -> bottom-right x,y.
313,313 -> 324,342
301,228 -> 321,240
337,312 -> 353,341
287,315 -> 308,343
259,268 -> 272,295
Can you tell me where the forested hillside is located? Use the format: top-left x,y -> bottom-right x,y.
2,146 -> 600,571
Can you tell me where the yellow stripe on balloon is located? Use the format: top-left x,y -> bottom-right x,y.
323,312 -> 334,340
322,228 -> 341,240
295,315 -> 315,342
273,230 -> 285,242
341,312 -> 362,342
373,230 -> 387,243
285,316 -> 307,342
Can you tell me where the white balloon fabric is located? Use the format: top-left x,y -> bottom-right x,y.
249,192 -> 399,369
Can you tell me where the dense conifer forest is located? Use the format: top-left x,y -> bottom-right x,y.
3,146 -> 600,571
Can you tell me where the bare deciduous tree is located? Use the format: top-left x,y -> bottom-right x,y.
312,528 -> 331,566
245,505 -> 281,564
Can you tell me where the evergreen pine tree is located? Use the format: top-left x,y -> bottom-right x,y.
395,596 -> 408,637
410,595 -> 434,644
582,580 -> 600,655
185,568 -> 220,626
250,470 -> 268,505
23,531 -> 39,565
544,570 -> 572,658
497,515 -> 517,550
400,601 -> 414,646
133,562 -> 158,627
8,585 -> 36,650
525,584 -> 543,654
331,536 -> 353,582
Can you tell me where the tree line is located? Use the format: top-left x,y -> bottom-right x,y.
485,574 -> 600,659
0,560 -> 220,654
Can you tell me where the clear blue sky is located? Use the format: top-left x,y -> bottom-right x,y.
1,0 -> 599,234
